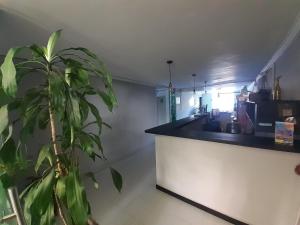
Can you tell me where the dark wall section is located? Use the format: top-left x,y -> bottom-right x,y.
258,34 -> 300,100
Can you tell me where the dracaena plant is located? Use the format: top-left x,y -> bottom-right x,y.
0,30 -> 122,225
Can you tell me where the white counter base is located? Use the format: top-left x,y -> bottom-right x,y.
155,135 -> 300,225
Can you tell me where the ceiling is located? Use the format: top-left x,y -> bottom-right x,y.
1,0 -> 300,89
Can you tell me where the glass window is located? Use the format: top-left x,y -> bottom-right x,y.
212,87 -> 235,112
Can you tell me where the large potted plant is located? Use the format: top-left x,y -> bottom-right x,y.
0,30 -> 122,225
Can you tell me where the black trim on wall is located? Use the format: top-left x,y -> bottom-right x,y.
156,185 -> 249,225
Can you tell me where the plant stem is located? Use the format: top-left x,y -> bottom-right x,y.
48,99 -> 65,176
47,64 -> 65,176
47,59 -> 68,225
87,217 -> 99,225
54,194 -> 68,225
48,100 -> 60,155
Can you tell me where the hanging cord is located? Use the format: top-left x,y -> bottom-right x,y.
167,60 -> 173,88
192,74 -> 196,93
169,64 -> 172,84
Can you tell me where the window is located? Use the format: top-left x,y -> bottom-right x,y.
176,96 -> 181,105
211,87 -> 235,112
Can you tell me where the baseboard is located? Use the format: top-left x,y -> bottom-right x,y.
156,185 -> 249,225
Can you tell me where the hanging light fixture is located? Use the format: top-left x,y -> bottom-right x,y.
167,60 -> 173,90
192,74 -> 197,108
192,74 -> 196,93
204,81 -> 207,94
166,60 -> 176,122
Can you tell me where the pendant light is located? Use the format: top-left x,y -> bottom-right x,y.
192,74 -> 196,93
167,60 -> 174,90
166,60 -> 176,122
192,74 -> 197,108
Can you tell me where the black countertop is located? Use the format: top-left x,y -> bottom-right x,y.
145,116 -> 300,154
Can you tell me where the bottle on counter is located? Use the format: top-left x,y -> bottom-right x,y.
273,77 -> 281,101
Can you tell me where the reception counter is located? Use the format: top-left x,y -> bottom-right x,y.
146,116 -> 300,225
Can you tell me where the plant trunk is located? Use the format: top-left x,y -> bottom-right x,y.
48,73 -> 68,224
87,218 -> 99,225
54,193 -> 68,225
47,65 -> 65,176
48,100 -> 65,176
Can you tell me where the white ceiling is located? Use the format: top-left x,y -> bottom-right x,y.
1,0 -> 300,89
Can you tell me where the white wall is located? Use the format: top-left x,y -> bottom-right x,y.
81,80 -> 156,173
156,135 -> 300,225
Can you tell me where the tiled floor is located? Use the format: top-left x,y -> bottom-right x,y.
86,146 -> 232,225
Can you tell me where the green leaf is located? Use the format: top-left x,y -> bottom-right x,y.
1,47 -> 24,97
24,170 -> 55,225
57,46 -> 115,89
20,179 -> 39,200
0,138 -> 18,188
70,125 -> 75,145
84,172 -> 99,189
93,67 -> 114,91
38,109 -> 50,130
68,92 -> 81,128
65,66 -> 71,86
29,44 -> 46,59
58,47 -> 113,87
78,132 -> 95,160
0,88 -> 14,107
8,99 -> 22,111
78,68 -> 89,83
98,91 -> 114,112
62,58 -> 90,88
66,167 -> 89,225
82,85 -> 97,95
103,122 -> 112,129
56,177 -> 66,200
61,121 -> 72,149
20,88 -> 44,113
40,201 -> 55,225
86,101 -> 102,134
89,133 -> 104,157
110,167 -> 122,192
46,29 -> 62,62
60,56 -> 83,68
0,105 -> 8,134
0,125 -> 13,147
21,104 -> 43,141
0,180 -> 12,217
108,88 -> 118,106
79,98 -> 89,123
0,138 -> 17,165
59,47 -> 99,61
0,174 -> 13,190
35,145 -> 52,173
49,73 -> 66,113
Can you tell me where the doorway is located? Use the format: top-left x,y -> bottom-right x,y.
157,96 -> 167,125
